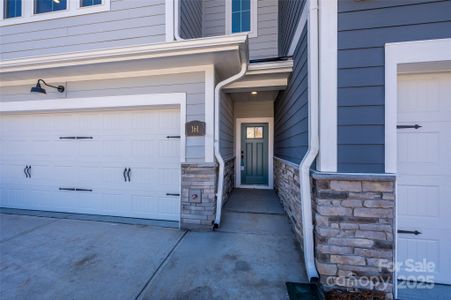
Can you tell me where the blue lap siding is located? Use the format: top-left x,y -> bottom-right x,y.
337,0 -> 451,173
274,26 -> 309,164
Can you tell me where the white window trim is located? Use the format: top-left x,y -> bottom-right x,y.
0,0 -> 111,26
317,0 -> 337,172
225,0 -> 257,38
235,117 -> 274,190
384,38 -> 451,173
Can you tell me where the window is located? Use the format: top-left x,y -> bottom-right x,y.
81,0 -> 101,7
4,0 -> 21,18
35,0 -> 66,14
232,0 -> 250,33
226,0 -> 257,37
246,127 -> 263,139
1,0 -> 110,25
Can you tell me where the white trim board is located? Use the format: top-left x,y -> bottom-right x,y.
165,0 -> 174,42
235,117 -> 274,190
204,65 -> 215,162
0,93 -> 187,163
225,0 -> 258,38
0,0 -> 111,26
385,38 -> 451,173
317,0 -> 337,172
287,0 -> 309,56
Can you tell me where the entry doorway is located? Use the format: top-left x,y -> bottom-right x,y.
235,117 -> 273,189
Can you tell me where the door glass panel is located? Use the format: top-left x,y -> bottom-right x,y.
246,127 -> 263,139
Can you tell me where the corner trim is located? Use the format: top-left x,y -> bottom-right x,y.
317,0 -> 337,172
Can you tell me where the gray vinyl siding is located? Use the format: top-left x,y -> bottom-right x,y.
219,92 -> 234,160
180,0 -> 203,39
0,0 -> 166,60
0,72 -> 206,162
337,0 -> 451,173
202,0 -> 278,60
278,0 -> 306,56
274,26 -> 308,164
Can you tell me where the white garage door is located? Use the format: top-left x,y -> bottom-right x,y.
397,72 -> 451,284
0,108 -> 181,221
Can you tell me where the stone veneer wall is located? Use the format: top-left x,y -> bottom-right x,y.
274,157 -> 303,248
181,163 -> 217,230
222,158 -> 235,207
312,172 -> 396,299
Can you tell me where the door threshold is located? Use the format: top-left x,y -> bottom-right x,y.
236,184 -> 272,190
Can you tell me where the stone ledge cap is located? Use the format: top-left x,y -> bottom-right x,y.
312,171 -> 396,182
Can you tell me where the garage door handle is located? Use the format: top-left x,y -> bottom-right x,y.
24,166 -> 29,178
27,166 -> 31,178
166,135 -> 181,139
166,193 -> 180,196
123,168 -> 128,182
397,124 -> 422,129
127,168 -> 131,182
398,229 -> 422,235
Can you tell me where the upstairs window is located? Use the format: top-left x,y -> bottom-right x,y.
35,0 -> 67,14
4,0 -> 21,18
232,0 -> 250,33
226,0 -> 257,37
81,0 -> 101,7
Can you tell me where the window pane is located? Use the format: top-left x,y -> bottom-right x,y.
246,127 -> 255,139
241,10 -> 250,32
4,0 -> 21,18
35,0 -> 67,14
231,11 -> 241,33
231,0 -> 240,12
231,0 -> 251,33
81,0 -> 101,7
242,0 -> 250,11
254,127 -> 263,138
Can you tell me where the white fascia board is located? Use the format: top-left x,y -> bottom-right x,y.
247,60 -> 294,75
0,34 -> 248,73
224,78 -> 288,90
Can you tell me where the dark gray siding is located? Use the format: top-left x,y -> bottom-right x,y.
180,0 -> 203,39
0,0 -> 166,60
337,0 -> 451,173
278,0 -> 306,56
274,26 -> 308,164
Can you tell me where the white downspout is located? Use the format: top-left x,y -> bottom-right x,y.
300,0 -> 320,280
173,0 -> 182,40
214,48 -> 248,226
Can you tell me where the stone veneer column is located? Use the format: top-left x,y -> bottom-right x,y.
273,158 -> 303,248
311,172 -> 396,299
180,163 -> 217,230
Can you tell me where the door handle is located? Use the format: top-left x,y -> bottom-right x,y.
24,165 -> 29,178
123,168 -> 128,182
127,168 -> 131,182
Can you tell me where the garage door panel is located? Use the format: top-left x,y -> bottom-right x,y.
1,108 -> 181,222
397,72 -> 451,284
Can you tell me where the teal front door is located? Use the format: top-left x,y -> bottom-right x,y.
240,123 -> 269,185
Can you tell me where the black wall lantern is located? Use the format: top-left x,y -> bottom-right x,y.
31,79 -> 65,94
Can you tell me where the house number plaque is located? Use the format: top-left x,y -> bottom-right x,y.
186,121 -> 206,136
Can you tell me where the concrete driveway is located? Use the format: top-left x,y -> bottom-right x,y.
0,189 -> 307,300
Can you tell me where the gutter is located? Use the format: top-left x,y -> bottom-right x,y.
214,46 -> 249,226
299,0 -> 320,281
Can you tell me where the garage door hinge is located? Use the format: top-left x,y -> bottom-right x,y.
59,187 -> 93,192
59,136 -> 93,140
397,229 -> 422,235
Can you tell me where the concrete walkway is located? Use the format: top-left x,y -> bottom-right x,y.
0,189 -> 308,299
